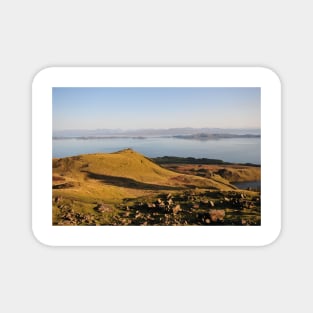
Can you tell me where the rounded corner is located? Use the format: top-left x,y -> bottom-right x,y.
31,225 -> 54,247
32,66 -> 55,88
257,66 -> 282,88
260,224 -> 282,247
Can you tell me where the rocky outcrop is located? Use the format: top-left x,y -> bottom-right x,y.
94,203 -> 113,213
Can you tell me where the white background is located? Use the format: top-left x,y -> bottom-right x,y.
0,1 -> 310,312
33,67 -> 281,246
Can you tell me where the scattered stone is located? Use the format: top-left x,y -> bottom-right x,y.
172,204 -> 181,214
167,199 -> 173,205
209,200 -> 215,207
94,203 -> 112,213
209,209 -> 225,222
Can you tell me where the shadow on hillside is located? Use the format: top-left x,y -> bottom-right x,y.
85,171 -> 183,191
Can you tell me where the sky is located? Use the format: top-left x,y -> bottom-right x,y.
53,87 -> 260,130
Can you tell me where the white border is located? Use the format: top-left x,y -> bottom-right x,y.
32,67 -> 281,246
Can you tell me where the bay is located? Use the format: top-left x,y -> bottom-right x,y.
53,137 -> 261,164
232,181 -> 261,191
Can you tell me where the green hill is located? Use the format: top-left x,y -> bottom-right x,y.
53,148 -> 235,192
52,149 -> 261,226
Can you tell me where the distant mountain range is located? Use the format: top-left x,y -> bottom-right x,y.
53,127 -> 261,138
173,133 -> 260,140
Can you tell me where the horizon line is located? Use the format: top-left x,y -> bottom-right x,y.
54,126 -> 261,131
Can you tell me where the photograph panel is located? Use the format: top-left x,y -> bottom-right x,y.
52,87 -> 261,226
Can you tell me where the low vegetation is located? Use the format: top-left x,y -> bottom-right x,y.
53,149 -> 261,226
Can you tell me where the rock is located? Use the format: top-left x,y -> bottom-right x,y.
205,218 -> 211,224
224,197 -> 230,202
166,193 -> 172,199
94,203 -> 113,213
193,204 -> 200,209
209,200 -> 215,207
172,204 -> 181,214
209,209 -> 225,222
167,199 -> 173,205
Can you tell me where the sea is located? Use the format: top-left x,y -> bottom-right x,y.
53,137 -> 261,165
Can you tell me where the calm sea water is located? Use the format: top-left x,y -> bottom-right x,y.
232,181 -> 261,190
53,137 -> 261,164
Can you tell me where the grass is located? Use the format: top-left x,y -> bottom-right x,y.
52,148 -> 261,225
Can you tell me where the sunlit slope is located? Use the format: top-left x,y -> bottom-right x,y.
52,149 -> 235,204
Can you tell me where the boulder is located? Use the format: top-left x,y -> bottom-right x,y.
209,209 -> 225,222
167,199 -> 173,206
172,204 -> 181,214
94,203 -> 113,213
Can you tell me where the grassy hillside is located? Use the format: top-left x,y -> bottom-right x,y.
160,163 -> 261,183
53,148 -> 235,196
52,149 -> 260,226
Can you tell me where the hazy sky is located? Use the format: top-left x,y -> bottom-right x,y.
53,87 -> 260,130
